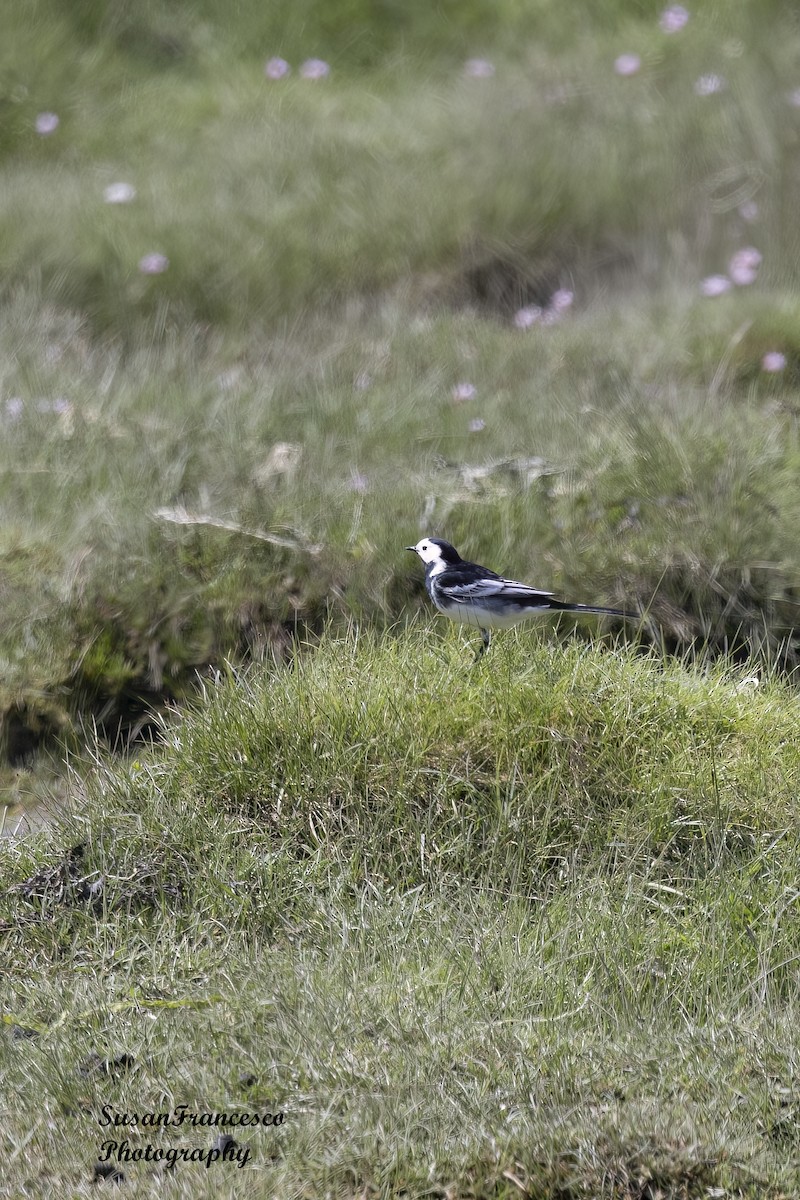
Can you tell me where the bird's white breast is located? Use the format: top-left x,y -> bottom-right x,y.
438,597 -> 554,629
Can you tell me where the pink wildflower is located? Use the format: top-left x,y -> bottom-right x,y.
348,471 -> 369,493
550,289 -> 574,312
264,57 -> 291,80
728,247 -> 762,286
514,306 -> 542,330
660,5 -> 689,32
700,275 -> 732,297
761,351 -> 787,373
299,59 -> 330,80
614,54 -> 641,77
35,112 -> 59,135
104,182 -> 136,204
138,253 -> 169,275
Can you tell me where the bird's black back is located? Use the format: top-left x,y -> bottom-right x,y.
426,558 -> 502,587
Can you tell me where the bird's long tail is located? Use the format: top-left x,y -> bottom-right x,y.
561,603 -> 638,619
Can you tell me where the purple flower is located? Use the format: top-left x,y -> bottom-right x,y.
35,112 -> 59,135
614,54 -> 641,77
659,5 -> 689,32
451,382 -> 476,403
738,200 -> 759,223
729,263 -> 757,286
550,288 -> 574,312
104,182 -> 136,204
5,397 -> 23,421
138,253 -> 169,275
464,58 -> 495,78
299,59 -> 330,80
348,470 -> 369,493
264,57 -> 291,80
468,418 -> 486,433
735,247 -> 762,268
695,73 -> 725,95
728,247 -> 762,286
700,275 -> 732,297
761,351 -> 787,373
514,305 -> 542,330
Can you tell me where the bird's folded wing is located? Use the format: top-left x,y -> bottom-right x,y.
445,577 -> 555,604
499,576 -> 555,599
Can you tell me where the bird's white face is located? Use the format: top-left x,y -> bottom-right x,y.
408,539 -> 446,566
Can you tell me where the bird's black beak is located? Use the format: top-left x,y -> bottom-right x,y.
405,546 -> 416,553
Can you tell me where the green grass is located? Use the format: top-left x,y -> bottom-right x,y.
4,5 -> 800,1190
3,632 -> 800,1196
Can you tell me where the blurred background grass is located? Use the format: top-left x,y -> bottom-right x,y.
3,0 -> 800,761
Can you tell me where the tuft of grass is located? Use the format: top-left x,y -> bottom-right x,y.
2,632 -> 800,1195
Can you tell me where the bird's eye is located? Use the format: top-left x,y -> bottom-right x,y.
422,544 -> 428,551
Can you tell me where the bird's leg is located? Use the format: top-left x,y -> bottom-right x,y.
473,628 -> 491,662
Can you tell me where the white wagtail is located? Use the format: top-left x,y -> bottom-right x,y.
407,537 -> 636,658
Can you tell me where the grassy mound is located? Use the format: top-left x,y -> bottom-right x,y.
2,633 -> 800,1195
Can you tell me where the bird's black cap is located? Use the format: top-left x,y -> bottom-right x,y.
406,538 -> 463,563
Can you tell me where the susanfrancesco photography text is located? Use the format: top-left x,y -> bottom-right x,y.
98,1104 -> 286,1129
97,1139 -> 251,1171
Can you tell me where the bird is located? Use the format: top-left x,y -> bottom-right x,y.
406,537 -> 636,659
